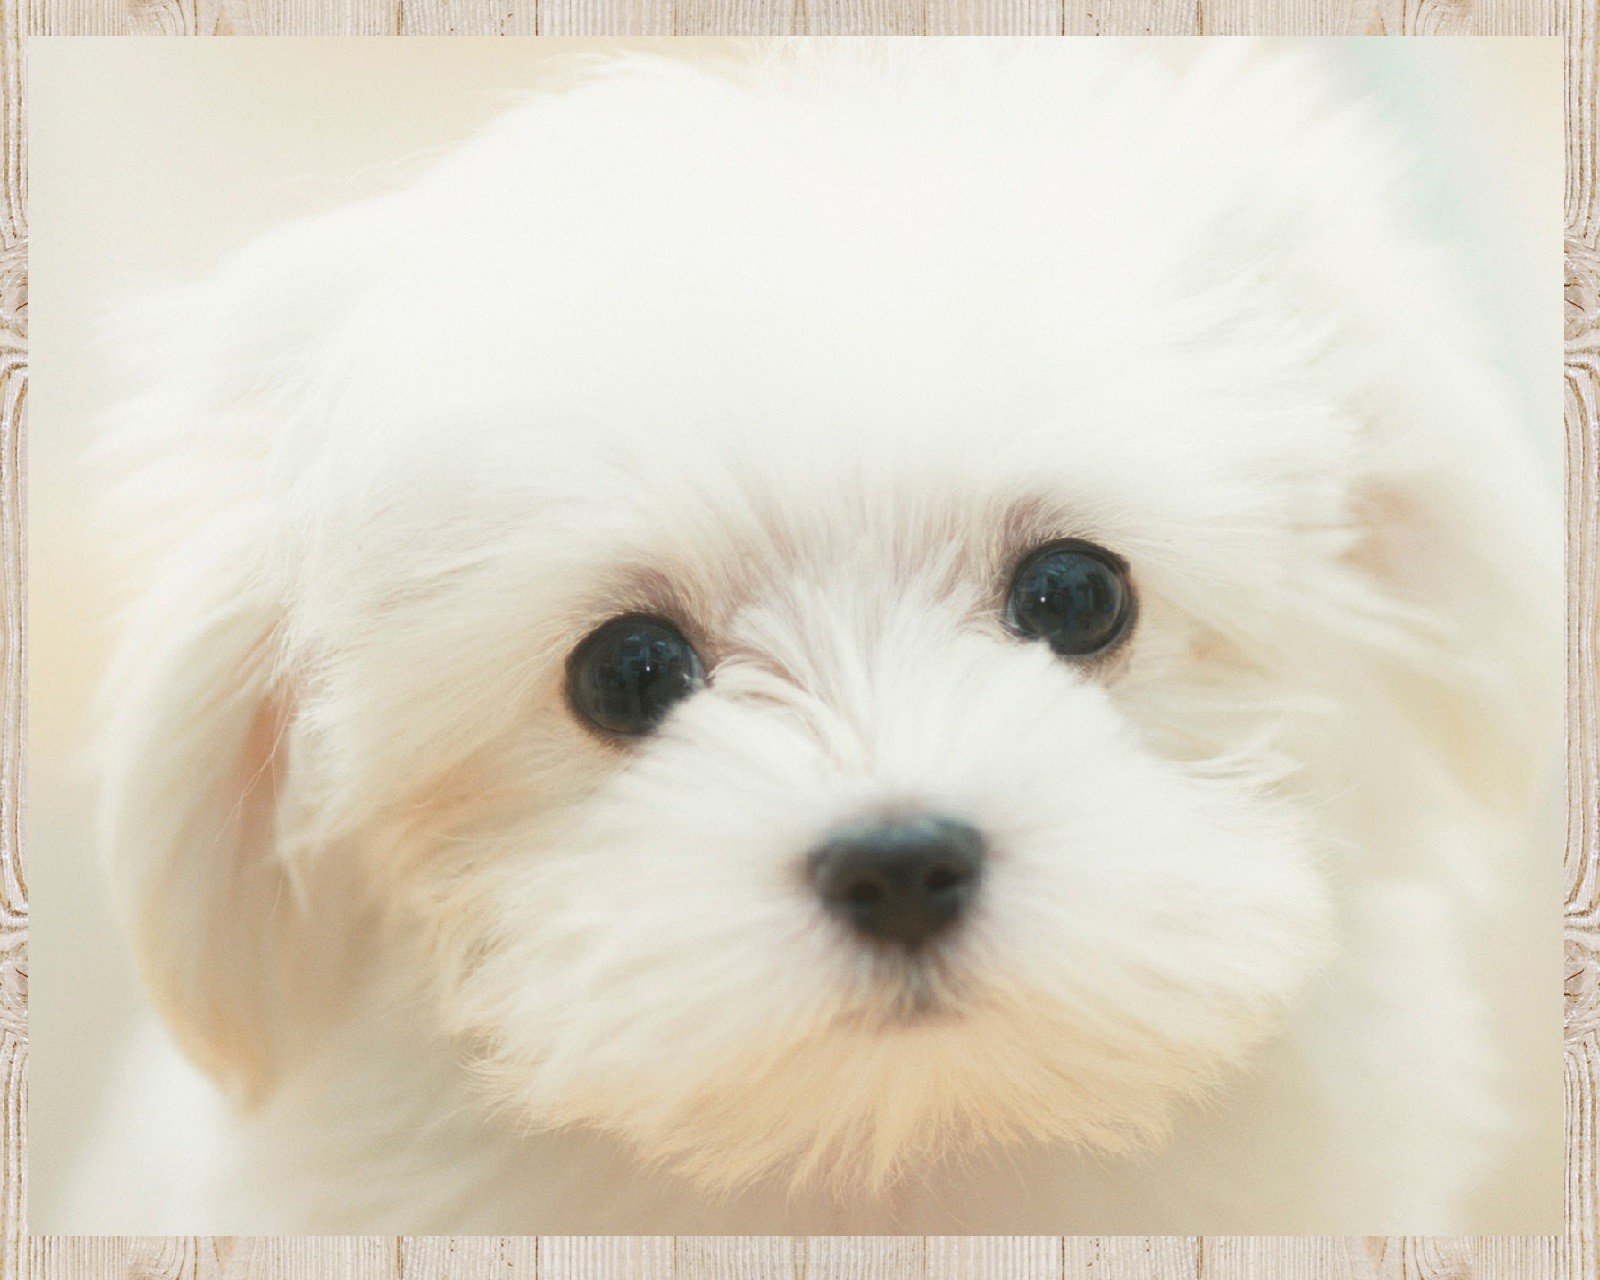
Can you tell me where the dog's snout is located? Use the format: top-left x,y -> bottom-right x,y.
809,815 -> 985,949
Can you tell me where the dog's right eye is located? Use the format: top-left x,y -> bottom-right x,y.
1005,539 -> 1134,658
567,615 -> 706,736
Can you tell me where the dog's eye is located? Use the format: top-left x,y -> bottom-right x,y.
1006,540 -> 1134,657
567,615 -> 707,736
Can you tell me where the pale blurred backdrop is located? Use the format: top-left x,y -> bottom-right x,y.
28,38 -> 1562,1228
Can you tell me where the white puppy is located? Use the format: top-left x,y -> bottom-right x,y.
74,41 -> 1560,1233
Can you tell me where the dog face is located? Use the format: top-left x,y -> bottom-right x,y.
97,43 -> 1557,1196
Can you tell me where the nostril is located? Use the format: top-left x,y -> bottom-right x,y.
809,815 -> 986,949
922,861 -> 968,895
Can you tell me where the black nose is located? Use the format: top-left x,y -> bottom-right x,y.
809,815 -> 985,949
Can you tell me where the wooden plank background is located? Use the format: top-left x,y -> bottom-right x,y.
5,0 -> 1594,1276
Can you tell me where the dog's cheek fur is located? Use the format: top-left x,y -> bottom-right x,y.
435,593 -> 1332,1194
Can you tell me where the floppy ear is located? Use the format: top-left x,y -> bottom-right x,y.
92,211 -> 386,1103
1341,390 -> 1563,812
1313,137 -> 1562,810
1191,46 -> 1564,807
98,511 -> 301,1102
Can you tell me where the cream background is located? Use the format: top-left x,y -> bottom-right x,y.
25,38 -> 1563,1230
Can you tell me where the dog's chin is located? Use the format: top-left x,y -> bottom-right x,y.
500,972 -> 1271,1199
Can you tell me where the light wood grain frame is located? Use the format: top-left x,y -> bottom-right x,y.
7,5 -> 1594,1278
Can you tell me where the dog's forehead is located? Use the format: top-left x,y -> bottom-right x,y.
278,46 -> 1366,622
305,49 -> 1345,466
316,280 -> 1350,601
298,263 -> 1353,645
314,202 -> 1346,543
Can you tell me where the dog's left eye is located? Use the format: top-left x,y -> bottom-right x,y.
1005,540 -> 1134,657
567,615 -> 707,736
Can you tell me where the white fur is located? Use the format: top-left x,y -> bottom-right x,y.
71,40 -> 1560,1232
